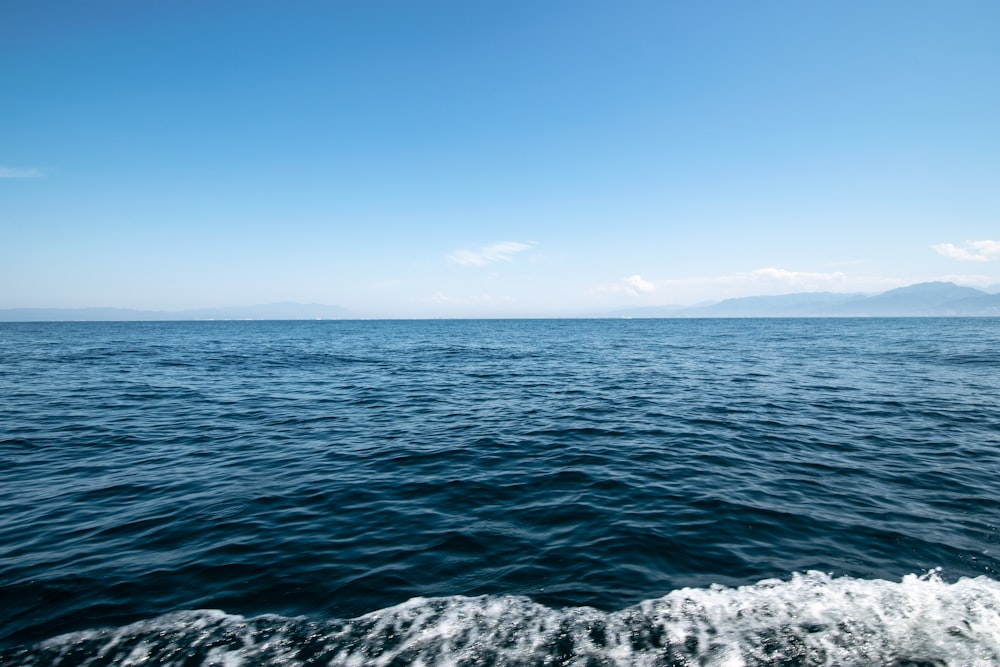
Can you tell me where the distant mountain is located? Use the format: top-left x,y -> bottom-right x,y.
0,302 -> 356,322
5,284 -> 1000,321
828,282 -> 997,316
605,282 -> 1000,318
678,291 -> 866,317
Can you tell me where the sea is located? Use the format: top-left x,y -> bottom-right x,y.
1,318 -> 999,666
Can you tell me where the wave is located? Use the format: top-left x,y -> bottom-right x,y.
6,571 -> 1000,666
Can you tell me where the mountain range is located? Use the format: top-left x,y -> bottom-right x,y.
2,282 -> 999,321
610,282 -> 1000,318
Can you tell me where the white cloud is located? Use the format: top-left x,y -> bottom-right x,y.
593,265 -> 1000,308
748,267 -> 847,285
595,274 -> 657,297
647,268 -> 902,305
419,292 -> 513,306
625,274 -> 655,294
935,274 -> 999,289
932,240 -> 1000,262
448,241 -> 533,267
0,166 -> 44,178
650,268 -> 851,291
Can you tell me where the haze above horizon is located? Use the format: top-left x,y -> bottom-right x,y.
3,1 -> 999,317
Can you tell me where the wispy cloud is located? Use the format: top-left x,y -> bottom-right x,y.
594,265 -> 997,307
932,240 -> 1000,262
935,273 -> 999,288
595,274 -> 656,297
747,267 -> 847,285
0,166 -> 45,178
419,292 -> 513,306
636,268 -> 903,305
660,267 -> 857,294
448,241 -> 533,267
625,274 -> 655,294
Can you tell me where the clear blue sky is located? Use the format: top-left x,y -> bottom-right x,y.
3,0 -> 999,316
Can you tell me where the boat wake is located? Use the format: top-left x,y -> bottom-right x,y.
7,571 -> 1000,666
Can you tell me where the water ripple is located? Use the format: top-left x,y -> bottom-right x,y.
1,319 -> 999,657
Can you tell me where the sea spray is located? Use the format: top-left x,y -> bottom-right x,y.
8,571 -> 1000,666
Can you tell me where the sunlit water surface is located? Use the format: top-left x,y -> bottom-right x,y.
2,319 -> 999,665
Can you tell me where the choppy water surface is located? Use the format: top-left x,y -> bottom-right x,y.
1,318 -> 999,665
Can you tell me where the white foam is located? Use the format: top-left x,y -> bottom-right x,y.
19,571 -> 1000,666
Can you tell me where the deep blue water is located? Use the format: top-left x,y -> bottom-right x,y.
2,318 -> 1000,665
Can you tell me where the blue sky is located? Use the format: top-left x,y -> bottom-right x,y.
3,1 -> 999,316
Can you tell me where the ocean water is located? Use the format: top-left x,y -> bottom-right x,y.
1,318 -> 999,666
